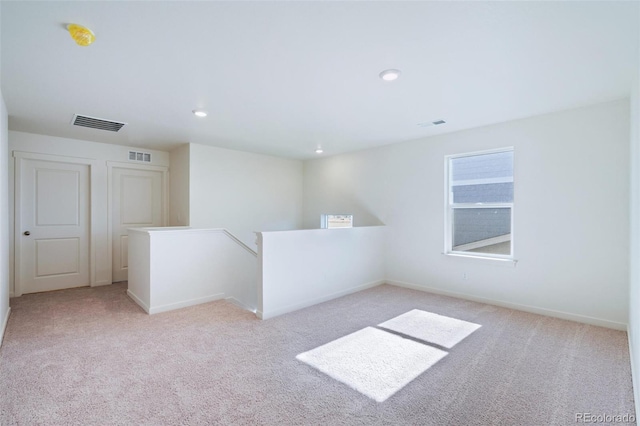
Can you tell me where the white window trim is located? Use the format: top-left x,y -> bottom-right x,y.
452,176 -> 513,187
444,147 -> 515,261
320,214 -> 354,229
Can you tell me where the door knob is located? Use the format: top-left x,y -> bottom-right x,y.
23,231 -> 30,236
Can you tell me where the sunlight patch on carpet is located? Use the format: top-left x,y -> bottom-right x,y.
378,309 -> 481,349
296,327 -> 447,402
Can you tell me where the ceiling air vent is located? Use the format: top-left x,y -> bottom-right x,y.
417,119 -> 447,128
71,114 -> 127,132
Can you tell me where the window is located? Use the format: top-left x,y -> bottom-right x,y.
321,214 -> 353,229
445,148 -> 514,259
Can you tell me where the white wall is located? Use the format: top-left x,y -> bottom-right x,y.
0,4 -> 9,345
627,15 -> 640,417
189,143 -> 303,249
127,229 -> 151,310
8,131 -> 170,293
169,143 -> 190,226
257,226 -> 386,319
304,100 -> 630,329
128,227 -> 257,314
0,91 -> 9,345
630,84 -> 640,420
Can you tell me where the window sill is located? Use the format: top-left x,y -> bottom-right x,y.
443,252 -> 518,266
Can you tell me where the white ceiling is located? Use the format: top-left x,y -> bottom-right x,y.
1,1 -> 638,159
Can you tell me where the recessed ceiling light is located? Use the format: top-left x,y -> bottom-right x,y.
417,119 -> 447,128
315,148 -> 324,154
379,69 -> 401,81
192,110 -> 207,118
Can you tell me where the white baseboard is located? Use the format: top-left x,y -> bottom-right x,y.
126,289 -> 150,314
92,280 -> 112,287
0,307 -> 11,348
387,280 -> 627,331
260,279 -> 385,320
225,297 -> 257,314
148,293 -> 225,315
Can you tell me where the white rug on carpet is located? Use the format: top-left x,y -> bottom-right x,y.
378,309 -> 481,349
296,326 -> 447,402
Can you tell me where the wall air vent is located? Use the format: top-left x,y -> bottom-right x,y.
418,119 -> 447,128
71,114 -> 127,132
129,151 -> 152,163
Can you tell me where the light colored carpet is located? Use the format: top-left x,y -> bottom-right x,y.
296,326 -> 447,402
378,309 -> 481,349
0,283 -> 635,425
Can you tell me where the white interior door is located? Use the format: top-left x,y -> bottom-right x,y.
17,158 -> 90,294
112,166 -> 165,282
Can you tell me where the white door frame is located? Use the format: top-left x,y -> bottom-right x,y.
13,151 -> 98,297
107,161 -> 169,283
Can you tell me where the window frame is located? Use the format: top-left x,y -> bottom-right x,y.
321,214 -> 354,229
444,147 -> 514,261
